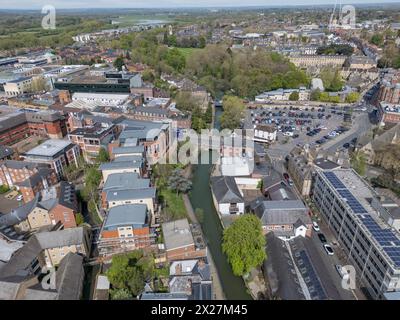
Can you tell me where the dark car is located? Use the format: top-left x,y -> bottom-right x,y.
343,142 -> 350,149
283,173 -> 290,180
318,233 -> 327,243
293,134 -> 299,138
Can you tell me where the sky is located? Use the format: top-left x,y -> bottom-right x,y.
1,0 -> 400,9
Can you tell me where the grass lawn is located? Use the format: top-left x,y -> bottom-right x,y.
160,188 -> 187,221
175,47 -> 203,60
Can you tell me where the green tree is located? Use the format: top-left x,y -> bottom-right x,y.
96,147 -> 109,164
167,168 -> 192,194
110,288 -> 133,300
113,55 -> 125,71
310,89 -> 321,101
75,212 -> 84,226
222,214 -> 266,276
165,48 -> 186,72
220,96 -> 245,130
351,150 -> 367,176
370,33 -> 384,47
345,92 -> 360,104
106,250 -> 150,297
289,91 -> 299,101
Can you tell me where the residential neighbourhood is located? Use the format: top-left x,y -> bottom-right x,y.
1,1 -> 400,304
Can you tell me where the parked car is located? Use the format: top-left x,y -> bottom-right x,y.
312,221 -> 320,232
343,143 -> 350,149
323,244 -> 334,256
283,173 -> 290,180
16,195 -> 23,202
318,233 -> 327,243
335,265 -> 350,280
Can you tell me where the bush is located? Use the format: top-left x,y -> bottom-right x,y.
0,185 -> 10,194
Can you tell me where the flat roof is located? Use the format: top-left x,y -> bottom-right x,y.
162,219 -> 194,251
25,139 -> 73,157
104,204 -> 147,229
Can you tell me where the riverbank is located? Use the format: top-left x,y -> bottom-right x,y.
182,193 -> 226,300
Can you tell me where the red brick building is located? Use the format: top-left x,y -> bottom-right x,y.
0,160 -> 58,203
0,106 -> 67,146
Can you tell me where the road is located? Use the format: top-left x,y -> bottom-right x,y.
311,217 -> 366,300
323,112 -> 372,152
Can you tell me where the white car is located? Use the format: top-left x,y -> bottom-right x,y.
312,221 -> 320,232
283,132 -> 294,137
335,265 -> 350,280
16,195 -> 23,201
323,244 -> 335,256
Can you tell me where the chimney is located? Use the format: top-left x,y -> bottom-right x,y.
175,263 -> 182,275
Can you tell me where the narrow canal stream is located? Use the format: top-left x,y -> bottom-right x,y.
188,107 -> 251,300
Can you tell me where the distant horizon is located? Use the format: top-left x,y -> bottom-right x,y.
2,0 -> 400,10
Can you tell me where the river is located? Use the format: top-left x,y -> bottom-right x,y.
188,106 -> 251,300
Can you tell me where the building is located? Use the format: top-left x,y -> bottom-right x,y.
68,123 -> 117,163
0,226 -> 91,277
289,55 -> 346,69
255,87 -> 310,102
101,172 -> 156,214
0,106 -> 67,146
250,199 -> 312,240
254,124 -> 277,143
377,103 -> 400,126
23,139 -> 80,179
0,160 -> 57,190
117,119 -> 171,166
99,155 -> 144,181
0,252 -> 85,300
358,123 -> 400,168
345,56 -> 377,70
98,204 -> 153,256
376,72 -> 400,105
162,219 -> 207,262
0,146 -> 14,161
0,182 -> 78,233
313,169 -> 400,299
168,259 -> 213,300
3,77 -> 33,97
54,70 -> 142,94
287,147 -> 313,197
71,92 -> 130,106
210,176 -> 245,215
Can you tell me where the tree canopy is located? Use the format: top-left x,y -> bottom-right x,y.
220,96 -> 245,130
222,214 -> 266,276
106,250 -> 154,298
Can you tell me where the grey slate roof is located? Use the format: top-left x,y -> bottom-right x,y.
106,188 -> 156,202
112,146 -> 145,155
0,145 -> 14,160
15,168 -> 53,188
0,227 -> 88,278
103,172 -> 149,191
0,194 -> 39,227
210,176 -> 243,204
99,157 -> 143,170
251,199 -> 311,226
0,253 -> 84,300
103,204 -> 147,230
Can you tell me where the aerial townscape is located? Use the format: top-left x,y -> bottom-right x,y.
2,0 -> 400,304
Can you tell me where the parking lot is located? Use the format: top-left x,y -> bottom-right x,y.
246,104 -> 367,160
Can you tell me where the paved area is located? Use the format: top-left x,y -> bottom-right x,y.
0,193 -> 21,214
311,213 -> 366,300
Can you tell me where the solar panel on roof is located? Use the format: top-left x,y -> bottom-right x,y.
323,172 -> 346,190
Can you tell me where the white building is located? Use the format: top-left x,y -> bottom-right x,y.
254,124 -> 277,143
71,93 -> 130,106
